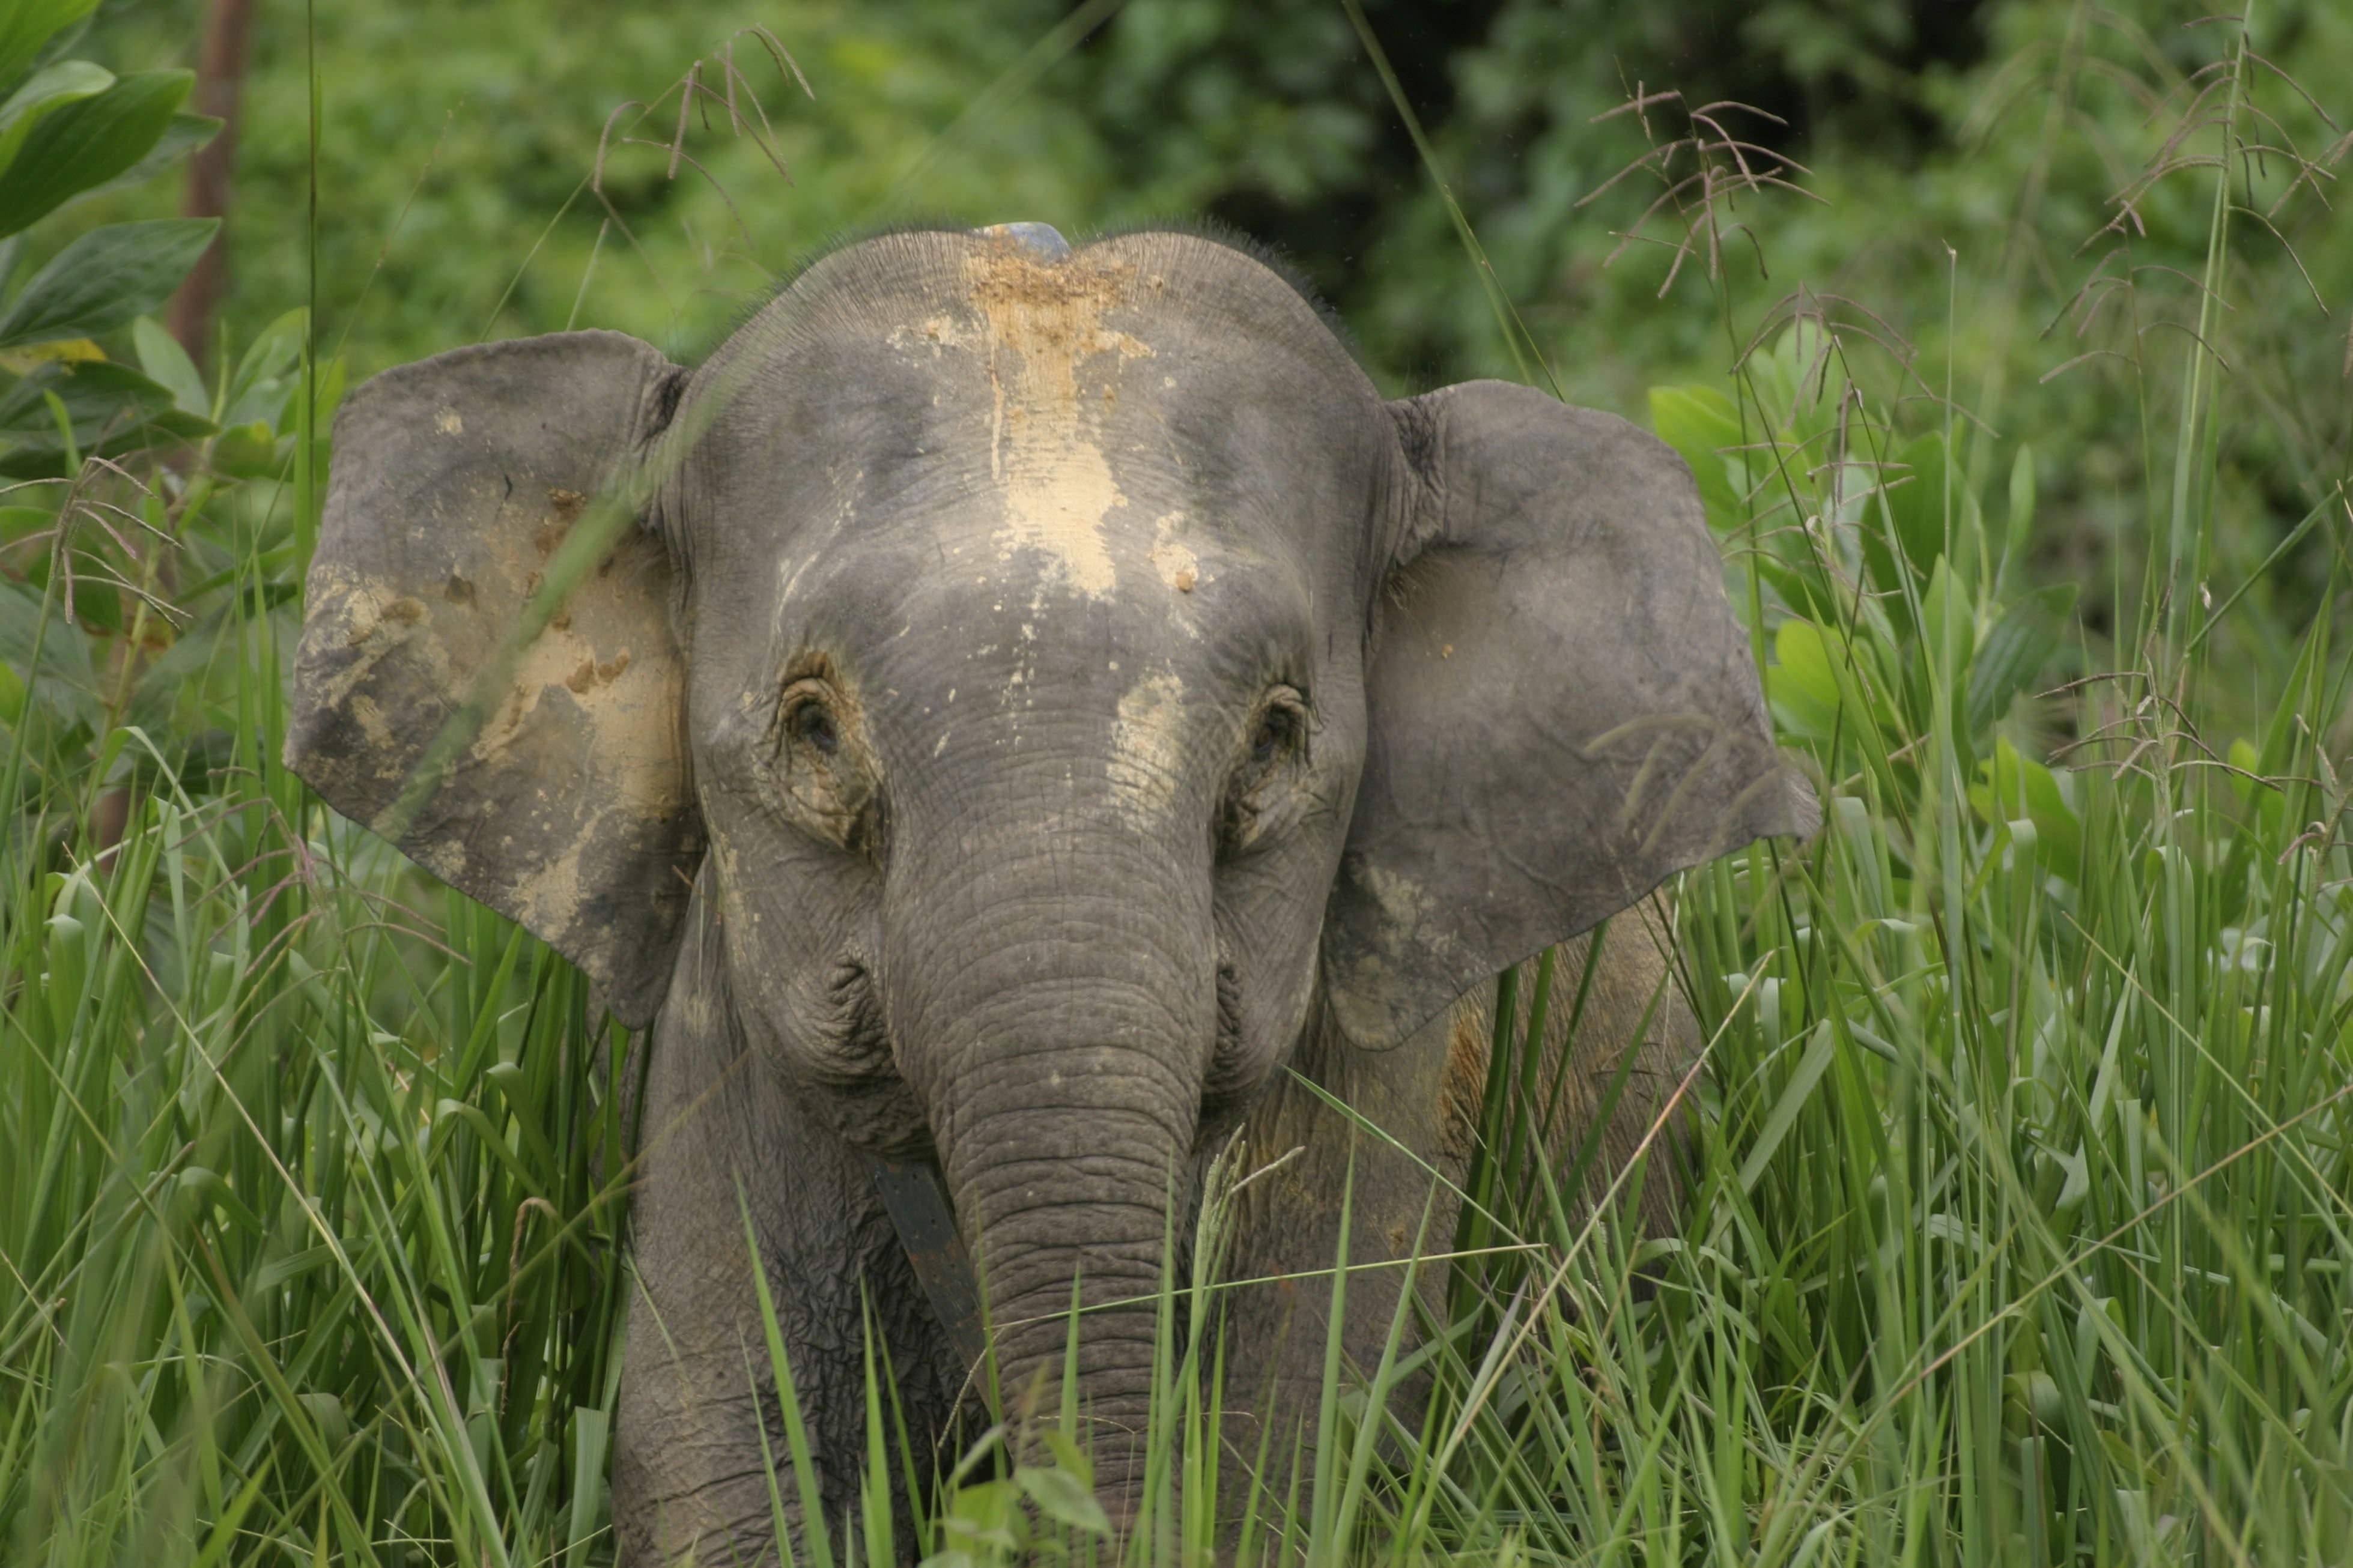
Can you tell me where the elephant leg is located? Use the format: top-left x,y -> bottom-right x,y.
1206,901 -> 1696,1542
1201,997 -> 1462,1540
612,924 -> 966,1564
1454,900 -> 1698,1243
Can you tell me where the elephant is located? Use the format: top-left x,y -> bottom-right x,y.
284,221 -> 1814,1562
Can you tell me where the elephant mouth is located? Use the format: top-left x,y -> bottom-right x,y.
1198,948 -> 1258,1125
824,958 -> 888,1062
806,958 -> 936,1160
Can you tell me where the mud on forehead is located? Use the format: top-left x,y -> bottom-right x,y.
711,228 -> 1370,390
679,229 -> 1383,569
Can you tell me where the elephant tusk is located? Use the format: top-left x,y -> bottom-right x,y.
867,1154 -> 989,1372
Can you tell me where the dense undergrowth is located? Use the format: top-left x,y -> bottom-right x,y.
3,1 -> 2350,1563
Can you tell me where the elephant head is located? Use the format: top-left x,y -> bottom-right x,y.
286,225 -> 1811,1495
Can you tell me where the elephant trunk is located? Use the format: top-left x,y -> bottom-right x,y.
952,1027 -> 1191,1411
884,808 -> 1215,1497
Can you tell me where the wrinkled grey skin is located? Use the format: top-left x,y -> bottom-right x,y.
285,226 -> 1814,1562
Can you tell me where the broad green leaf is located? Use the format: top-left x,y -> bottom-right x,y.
0,61 -> 88,126
295,1392 -> 351,1454
1039,1426 -> 1094,1491
2226,737 -> 2258,805
934,1477 -> 1026,1553
1016,1461 -> 1112,1535
1999,442 -> 2036,590
0,60 -> 108,186
1879,431 -> 1951,583
565,1405 -> 612,1561
1975,737 -> 2083,878
1648,383 -> 1746,530
126,600 -> 231,732
281,351 -> 347,435
211,419 -> 282,478
0,0 -> 100,92
226,306 -> 308,418
0,357 -> 213,477
1965,581 -> 2075,738
0,358 -> 196,432
0,68 -> 192,237
1767,617 -> 1843,741
1753,315 -> 1835,435
0,216 -> 216,349
0,576 -> 100,727
132,313 -> 206,416
68,108 -> 218,210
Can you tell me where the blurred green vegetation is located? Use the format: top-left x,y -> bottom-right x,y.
72,0 -> 2348,696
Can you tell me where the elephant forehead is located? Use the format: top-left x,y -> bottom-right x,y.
700,232 -> 1379,604
876,247 -> 1177,604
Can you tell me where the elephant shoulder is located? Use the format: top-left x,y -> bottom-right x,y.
1432,905 -> 1697,1198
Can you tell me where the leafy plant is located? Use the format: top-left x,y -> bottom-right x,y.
0,0 -> 219,455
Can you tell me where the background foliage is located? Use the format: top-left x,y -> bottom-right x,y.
2,0 -> 2349,1563
71,0 -> 2352,671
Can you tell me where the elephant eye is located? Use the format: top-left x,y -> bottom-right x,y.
1245,688 -> 1308,771
1223,687 -> 1310,855
1251,707 -> 1298,765
790,698 -> 840,755
767,671 -> 881,856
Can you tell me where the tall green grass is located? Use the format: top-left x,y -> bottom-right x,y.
4,4 -> 2349,1564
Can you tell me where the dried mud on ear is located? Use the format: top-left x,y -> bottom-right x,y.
295,476 -> 698,925
286,331 -> 704,1026
464,483 -> 675,767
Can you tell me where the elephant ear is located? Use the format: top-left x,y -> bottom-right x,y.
286,331 -> 703,1028
1323,379 -> 1815,1049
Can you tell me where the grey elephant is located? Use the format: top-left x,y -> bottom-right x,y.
285,222 -> 1813,1561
